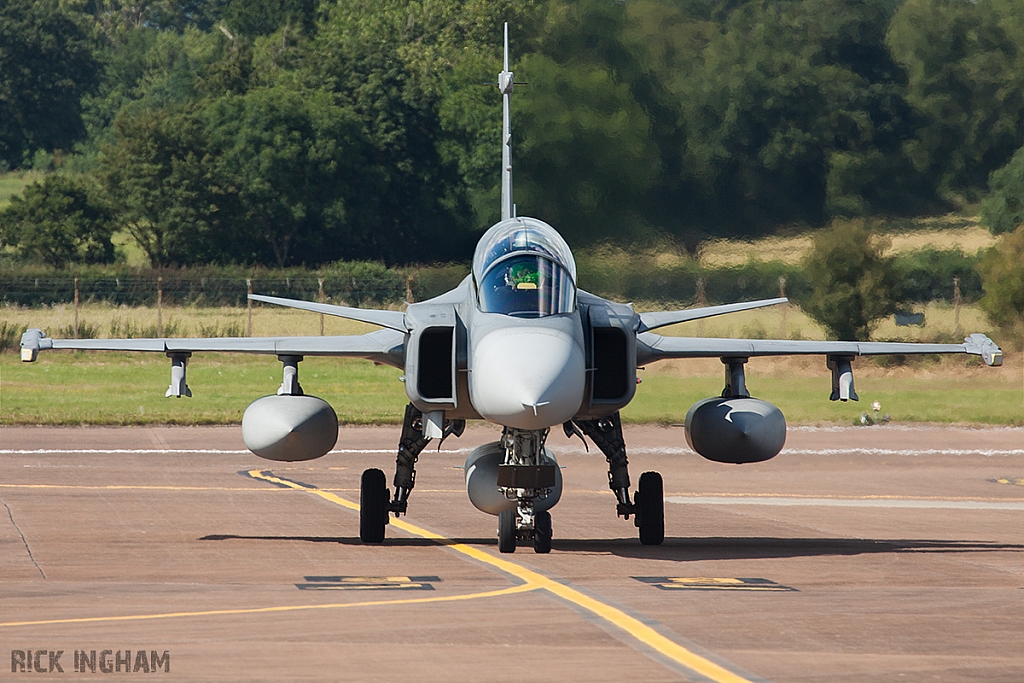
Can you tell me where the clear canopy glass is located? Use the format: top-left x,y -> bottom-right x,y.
472,218 -> 577,317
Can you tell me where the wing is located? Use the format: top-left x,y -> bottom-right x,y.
20,328 -> 406,367
636,332 -> 1003,367
248,294 -> 407,331
638,298 -> 788,332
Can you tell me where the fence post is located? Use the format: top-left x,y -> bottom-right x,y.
953,276 -> 962,338
318,278 -> 325,336
73,277 -> 80,339
695,276 -> 706,337
247,278 -> 253,337
157,276 -> 163,337
778,275 -> 787,339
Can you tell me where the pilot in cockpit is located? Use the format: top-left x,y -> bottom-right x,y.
473,217 -> 577,318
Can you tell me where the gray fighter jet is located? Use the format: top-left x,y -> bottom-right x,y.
20,24 -> 1003,553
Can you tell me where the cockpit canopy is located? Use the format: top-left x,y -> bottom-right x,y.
473,217 -> 577,317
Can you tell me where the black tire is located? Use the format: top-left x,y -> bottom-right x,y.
637,471 -> 664,546
360,468 -> 389,544
498,509 -> 517,553
533,510 -> 552,554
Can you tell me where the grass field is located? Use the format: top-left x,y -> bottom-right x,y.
2,351 -> 1019,426
0,170 -> 43,211
2,303 -> 1020,426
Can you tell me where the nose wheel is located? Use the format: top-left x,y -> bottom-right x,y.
497,508 -> 553,554
533,510 -> 552,553
498,509 -> 516,553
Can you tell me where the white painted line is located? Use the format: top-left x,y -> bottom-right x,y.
782,448 -> 1024,456
3,447 -> 1023,457
666,496 -> 1024,510
2,448 -> 396,455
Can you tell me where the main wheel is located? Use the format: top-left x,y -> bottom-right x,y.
533,510 -> 552,554
360,468 -> 389,544
498,509 -> 517,553
637,471 -> 664,546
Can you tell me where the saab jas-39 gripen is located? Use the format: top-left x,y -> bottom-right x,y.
21,25 -> 1003,554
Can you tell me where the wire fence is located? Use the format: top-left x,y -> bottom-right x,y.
0,276 -> 409,308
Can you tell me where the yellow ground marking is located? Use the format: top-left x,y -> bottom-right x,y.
0,584 -> 536,629
0,484 -> 461,493
249,470 -> 756,683
995,478 -> 1024,487
0,484 -> 277,491
640,578 -> 796,592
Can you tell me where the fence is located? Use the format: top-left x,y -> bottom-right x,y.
0,275 -> 409,308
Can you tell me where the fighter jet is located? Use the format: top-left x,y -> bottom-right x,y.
20,24 -> 1003,554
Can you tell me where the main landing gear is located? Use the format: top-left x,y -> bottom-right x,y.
570,412 -> 664,545
359,404 -> 464,544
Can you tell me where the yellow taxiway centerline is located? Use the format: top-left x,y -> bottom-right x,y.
0,584 -> 537,628
248,469 -> 756,683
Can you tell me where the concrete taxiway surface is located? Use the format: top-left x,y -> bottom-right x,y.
2,424 -> 1023,682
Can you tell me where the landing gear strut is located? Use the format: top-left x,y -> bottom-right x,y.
571,412 -> 664,545
359,403 -> 464,544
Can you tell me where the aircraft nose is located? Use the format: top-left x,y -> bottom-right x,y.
470,327 -> 585,430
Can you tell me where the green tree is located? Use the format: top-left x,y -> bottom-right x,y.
306,0 -> 535,262
981,145 -> 1024,235
515,53 -> 658,245
800,219 -> 901,341
0,175 -> 114,268
509,0 -> 666,246
887,0 -> 1024,197
201,87 -> 378,267
977,226 -> 1024,347
680,0 -> 926,234
0,0 -> 101,168
221,0 -> 316,38
101,106 -> 221,266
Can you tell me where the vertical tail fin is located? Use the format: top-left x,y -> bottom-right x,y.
498,22 -> 514,220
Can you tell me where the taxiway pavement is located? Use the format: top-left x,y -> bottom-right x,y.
2,424 -> 1022,682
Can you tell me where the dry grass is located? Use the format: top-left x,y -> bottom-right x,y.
699,217 -> 998,267
0,303 -> 379,339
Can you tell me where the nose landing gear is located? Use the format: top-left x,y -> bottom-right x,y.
496,428 -> 558,554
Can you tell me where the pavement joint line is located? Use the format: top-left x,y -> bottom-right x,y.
247,469 -> 758,683
2,497 -> 45,579
0,584 -> 537,629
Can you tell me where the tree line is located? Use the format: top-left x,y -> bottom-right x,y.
2,0 -> 1024,270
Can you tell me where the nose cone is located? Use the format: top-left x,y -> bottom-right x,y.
470,326 -> 585,430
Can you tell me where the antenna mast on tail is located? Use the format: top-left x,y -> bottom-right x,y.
498,22 -> 514,220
